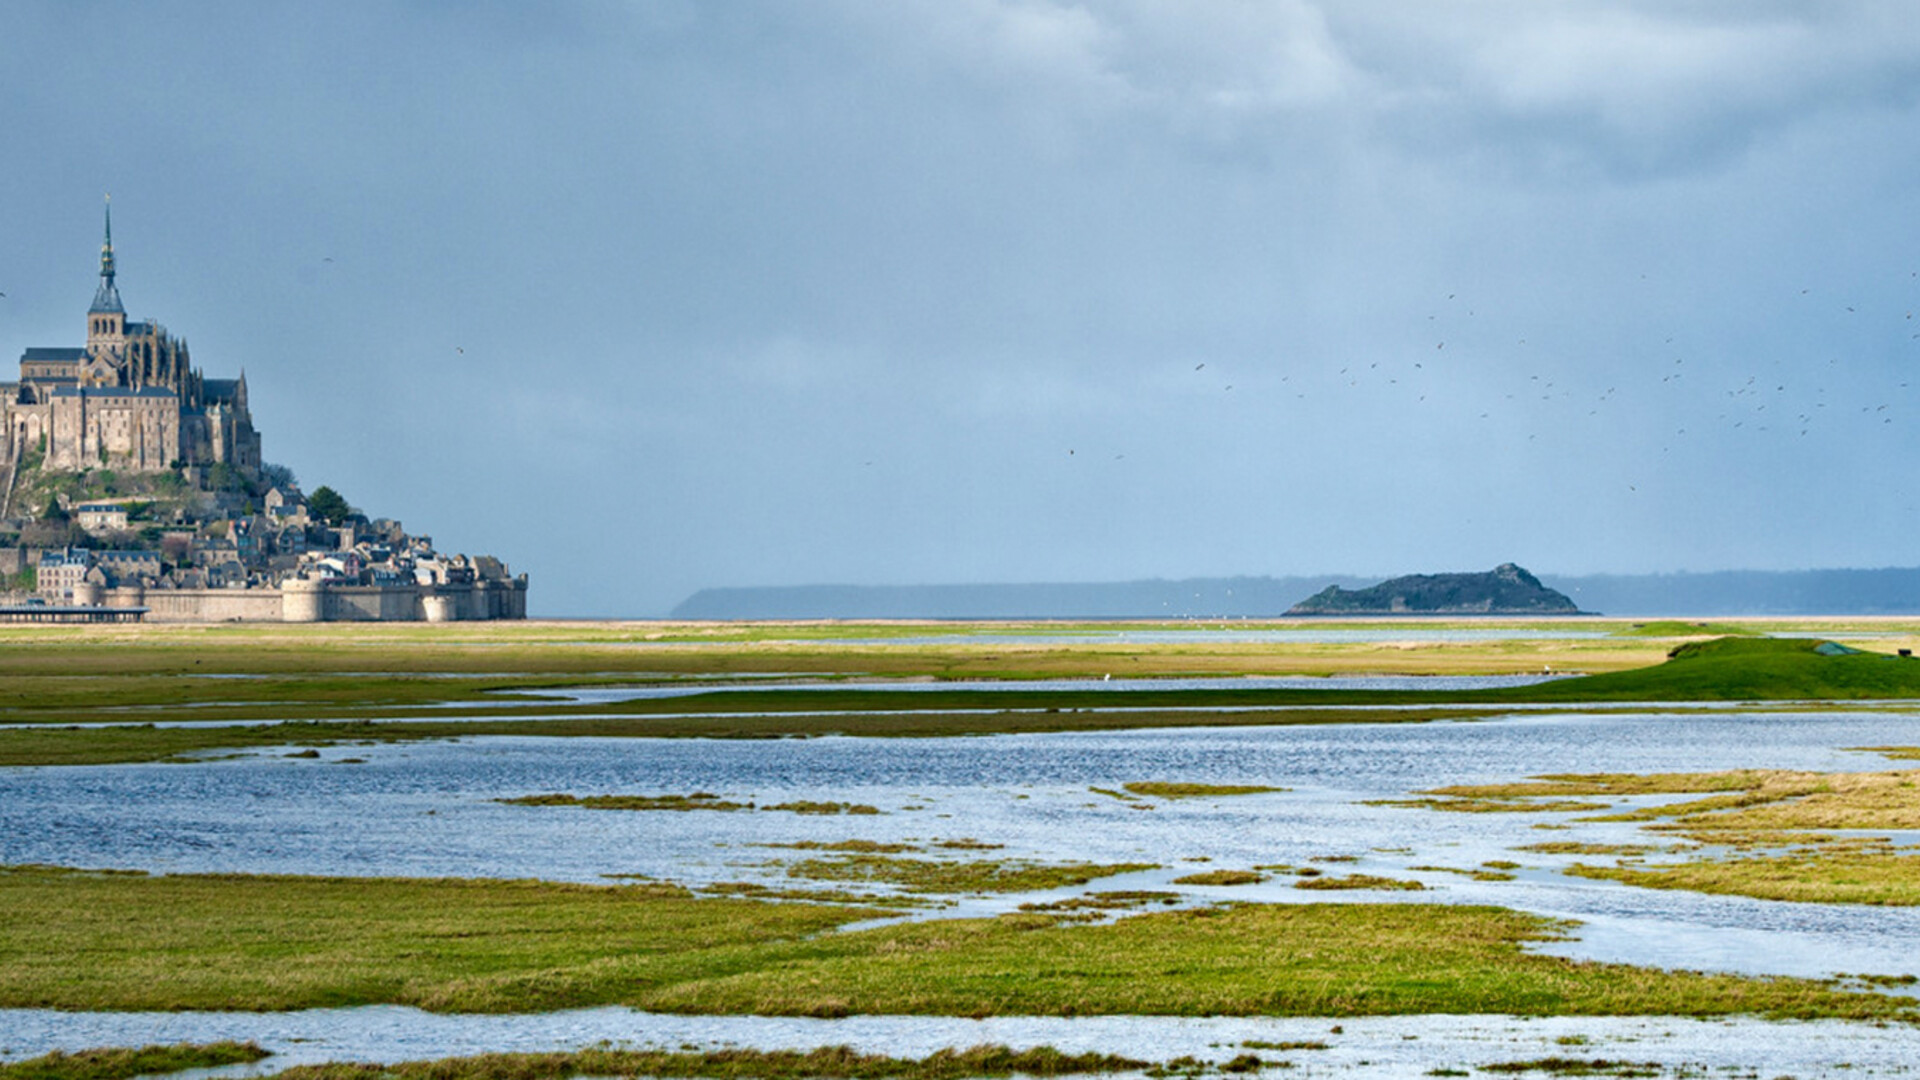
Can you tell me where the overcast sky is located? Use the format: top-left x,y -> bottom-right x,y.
5,2 -> 1920,615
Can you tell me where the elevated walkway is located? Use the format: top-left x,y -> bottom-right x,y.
0,604 -> 147,623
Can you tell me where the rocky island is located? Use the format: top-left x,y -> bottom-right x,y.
1287,562 -> 1582,616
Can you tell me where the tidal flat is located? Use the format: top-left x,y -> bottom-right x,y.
7,620 -> 1920,1076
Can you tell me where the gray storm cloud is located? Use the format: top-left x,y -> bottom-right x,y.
1,1 -> 1917,613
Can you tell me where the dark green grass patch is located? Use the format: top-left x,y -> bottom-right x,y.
1475,1059 -> 1663,1077
1123,782 -> 1289,799
0,709 -> 1496,768
1019,891 -> 1181,914
1410,865 -> 1516,882
8,636 -> 1920,770
1613,621 -> 1763,638
784,855 -> 1157,894
0,1043 -> 269,1080
1514,842 -> 1678,857
1511,636 -> 1920,702
1293,873 -> 1426,892
694,882 -> 915,907
264,1046 -> 1149,1080
1171,869 -> 1267,886
763,840 -> 922,854
497,794 -> 883,815
1567,849 -> 1920,906
2,867 -> 1913,1020
499,792 -> 751,812
767,801 -> 884,815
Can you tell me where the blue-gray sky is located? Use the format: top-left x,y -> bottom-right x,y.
4,2 -> 1920,616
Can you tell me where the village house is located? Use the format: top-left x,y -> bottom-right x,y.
73,500 -> 130,534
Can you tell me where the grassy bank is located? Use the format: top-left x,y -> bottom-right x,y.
1568,844 -> 1920,905
1396,766 -> 1920,905
0,707 -> 1499,767
1,1046 -> 1154,1080
0,622 -> 1861,728
0,618 -> 1677,691
264,1047 -> 1156,1080
0,866 -> 1910,1020
7,634 -> 1920,769
0,1044 -> 269,1080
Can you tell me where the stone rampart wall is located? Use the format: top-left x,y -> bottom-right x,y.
325,586 -> 424,621
117,580 -> 527,622
136,588 -> 286,623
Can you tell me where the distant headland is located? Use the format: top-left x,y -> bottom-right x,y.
0,205 -> 526,622
1285,562 -> 1583,616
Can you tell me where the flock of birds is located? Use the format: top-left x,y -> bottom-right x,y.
3,264 -> 1911,484
1126,279 -> 1920,469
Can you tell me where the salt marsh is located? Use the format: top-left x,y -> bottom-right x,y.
5,709 -> 1918,980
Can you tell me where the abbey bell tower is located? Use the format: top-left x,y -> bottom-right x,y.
83,199 -> 126,387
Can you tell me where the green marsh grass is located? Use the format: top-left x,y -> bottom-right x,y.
0,709 -> 1497,768
3,868 -> 1914,1019
499,792 -> 752,812
498,794 -> 884,815
0,1044 -> 269,1080
694,882 -> 915,907
1612,621 -> 1763,638
1513,843 -> 1677,857
1400,766 -> 1920,904
1475,1060 -> 1662,1076
261,1046 -> 1150,1080
763,840 -> 922,854
783,856 -> 1157,893
1170,870 -> 1267,886
10,633 -> 1920,770
1017,891 -> 1181,914
768,801 -> 885,815
1122,783 -> 1288,799
1409,865 -> 1516,882
1292,873 -> 1426,892
1566,844 -> 1920,906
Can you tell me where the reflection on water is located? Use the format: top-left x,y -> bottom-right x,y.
5,709 -> 1920,1068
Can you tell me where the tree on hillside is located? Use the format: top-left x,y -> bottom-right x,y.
308,486 -> 351,525
259,462 -> 297,491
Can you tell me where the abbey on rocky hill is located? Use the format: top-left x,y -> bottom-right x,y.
3,202 -> 261,476
0,205 -> 526,623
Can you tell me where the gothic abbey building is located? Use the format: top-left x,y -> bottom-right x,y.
3,208 -> 261,475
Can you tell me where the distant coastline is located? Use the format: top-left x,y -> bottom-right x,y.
672,567 -> 1920,620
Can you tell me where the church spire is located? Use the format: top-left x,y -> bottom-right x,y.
89,195 -> 124,316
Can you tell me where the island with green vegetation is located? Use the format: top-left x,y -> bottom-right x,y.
1288,563 -> 1581,616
